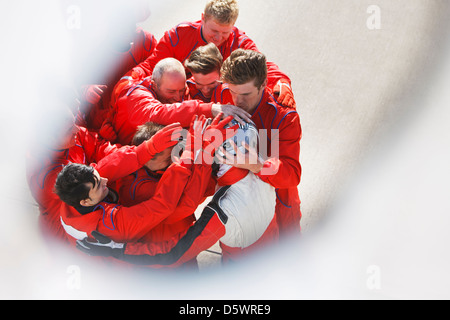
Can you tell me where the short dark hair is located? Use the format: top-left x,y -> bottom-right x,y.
221,49 -> 267,89
54,163 -> 96,208
185,43 -> 223,75
132,122 -> 165,146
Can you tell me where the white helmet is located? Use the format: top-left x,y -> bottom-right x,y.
217,119 -> 259,158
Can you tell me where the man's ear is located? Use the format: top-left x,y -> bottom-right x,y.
258,78 -> 268,93
262,78 -> 268,90
151,79 -> 160,93
79,198 -> 91,207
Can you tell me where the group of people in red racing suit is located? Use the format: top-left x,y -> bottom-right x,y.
26,0 -> 302,269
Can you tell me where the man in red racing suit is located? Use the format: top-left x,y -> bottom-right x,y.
106,58 -> 250,145
216,50 -> 302,240
55,115 -> 236,251
127,0 -> 295,109
75,121 -> 279,268
26,107 -> 175,242
114,121 -> 217,244
74,49 -> 301,267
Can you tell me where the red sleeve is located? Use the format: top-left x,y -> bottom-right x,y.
132,29 -> 157,64
256,111 -> 302,189
78,126 -> 121,164
266,62 -> 291,89
119,206 -> 226,268
125,87 -> 213,128
233,29 -> 259,51
97,162 -> 192,242
129,56 -> 152,80
93,142 -> 155,183
163,164 -> 214,224
114,171 -> 159,208
78,126 -> 156,182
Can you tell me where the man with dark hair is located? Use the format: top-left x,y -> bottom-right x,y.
220,49 -> 268,92
76,117 -> 280,267
55,114 -> 235,247
185,43 -> 224,102
25,86 -> 182,242
185,43 -> 224,76
115,121 -> 215,245
55,161 -> 192,244
54,164 -> 103,209
73,51 -> 300,266
217,49 -> 302,247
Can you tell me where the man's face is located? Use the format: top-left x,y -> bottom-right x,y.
153,71 -> 186,104
192,71 -> 221,99
201,16 -> 234,47
228,79 -> 267,114
80,169 -> 109,207
145,147 -> 173,172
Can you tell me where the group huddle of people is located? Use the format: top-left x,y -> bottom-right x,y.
26,0 -> 302,269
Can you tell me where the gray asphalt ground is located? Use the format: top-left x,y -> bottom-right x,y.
1,0 -> 450,299
141,0 -> 450,274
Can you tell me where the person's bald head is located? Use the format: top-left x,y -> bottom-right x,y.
151,58 -> 187,103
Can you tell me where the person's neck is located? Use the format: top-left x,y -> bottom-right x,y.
76,188 -> 118,215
